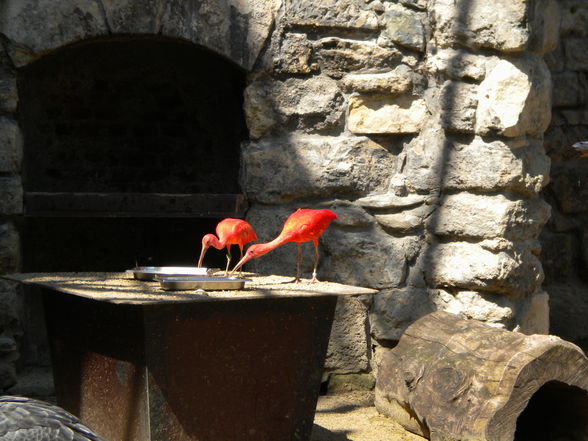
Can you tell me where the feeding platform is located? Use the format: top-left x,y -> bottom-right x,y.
5,272 -> 376,441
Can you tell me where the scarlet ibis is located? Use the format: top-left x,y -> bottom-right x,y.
197,218 -> 258,274
231,208 -> 338,282
0,395 -> 107,440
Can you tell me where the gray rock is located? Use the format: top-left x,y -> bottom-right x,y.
440,137 -> 551,197
243,75 -> 344,135
381,4 -> 425,52
369,288 -> 436,342
282,0 -> 378,31
560,0 -> 588,37
328,201 -> 375,228
514,290 -> 549,334
0,177 -> 22,215
564,38 -> 588,71
374,204 -> 435,233
431,193 -> 551,241
527,0 -> 561,55
0,0 -> 107,58
426,48 -> 497,81
101,0 -> 168,33
321,226 -> 420,289
348,95 -> 428,134
425,240 -> 544,296
273,33 -> 315,74
475,54 -> 552,137
241,135 -> 396,204
552,72 -> 584,107
312,38 -> 403,78
0,118 -> 22,173
0,222 -> 19,274
439,81 -> 478,133
325,296 -> 371,373
341,65 -> 412,94
432,0 -> 529,52
550,161 -> 588,214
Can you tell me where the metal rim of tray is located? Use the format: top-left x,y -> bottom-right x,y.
127,266 -> 219,281
159,276 -> 250,291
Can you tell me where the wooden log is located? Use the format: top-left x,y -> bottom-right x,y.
375,311 -> 588,441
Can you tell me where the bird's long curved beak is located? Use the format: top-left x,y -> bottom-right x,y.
197,246 -> 208,268
230,253 -> 251,275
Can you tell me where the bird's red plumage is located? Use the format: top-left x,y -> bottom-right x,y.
198,218 -> 257,269
231,209 -> 338,281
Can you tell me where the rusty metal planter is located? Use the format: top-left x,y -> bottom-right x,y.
7,273 -> 375,441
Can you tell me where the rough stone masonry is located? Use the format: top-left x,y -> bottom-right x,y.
0,0 -> 569,390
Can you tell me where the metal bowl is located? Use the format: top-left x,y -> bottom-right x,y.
127,266 -> 218,281
159,276 -> 249,291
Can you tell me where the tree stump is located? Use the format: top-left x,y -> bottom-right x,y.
375,311 -> 588,441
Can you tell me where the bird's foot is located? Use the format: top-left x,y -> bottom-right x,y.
310,270 -> 319,283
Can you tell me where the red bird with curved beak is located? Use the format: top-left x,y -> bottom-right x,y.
197,218 -> 257,275
231,208 -> 337,283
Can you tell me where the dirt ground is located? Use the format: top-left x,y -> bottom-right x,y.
311,392 -> 427,441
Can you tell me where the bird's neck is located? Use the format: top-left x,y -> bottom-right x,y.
257,236 -> 289,256
204,234 -> 226,250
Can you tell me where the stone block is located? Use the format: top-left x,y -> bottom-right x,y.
325,296 -> 370,373
404,135 -> 550,197
425,240 -> 544,296
0,0 -> 107,59
552,72 -> 583,107
381,4 -> 425,52
434,289 -> 516,328
475,54 -> 552,137
0,177 -> 22,215
514,290 -> 550,334
426,48 -> 497,81
0,222 -> 19,273
322,226 -> 420,289
161,0 -> 280,70
374,204 -> 435,234
243,75 -> 344,137
328,200 -> 374,228
348,95 -> 428,134
550,161 -> 588,213
101,0 -> 167,33
312,38 -> 402,78
439,81 -> 478,133
241,135 -> 395,203
0,72 -> 17,114
0,118 -> 22,173
282,0 -> 378,31
564,38 -> 588,71
527,0 -> 561,55
341,65 -> 412,94
369,288 -> 437,342
273,33 -> 315,74
560,0 -> 588,37
432,193 -> 551,241
546,281 -> 588,345
432,0 -> 529,52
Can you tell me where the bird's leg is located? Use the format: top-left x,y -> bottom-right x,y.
224,246 -> 232,277
237,246 -> 244,277
311,241 -> 320,283
295,242 -> 302,283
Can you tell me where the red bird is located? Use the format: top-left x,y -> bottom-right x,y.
197,218 -> 257,275
231,208 -> 338,283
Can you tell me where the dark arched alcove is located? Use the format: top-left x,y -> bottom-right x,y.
17,36 -> 248,271
515,381 -> 588,441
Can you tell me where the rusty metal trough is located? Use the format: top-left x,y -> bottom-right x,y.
6,272 -> 376,441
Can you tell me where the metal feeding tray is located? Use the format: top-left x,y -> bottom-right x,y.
127,266 -> 218,281
159,276 -> 249,291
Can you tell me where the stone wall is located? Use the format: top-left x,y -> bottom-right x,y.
243,0 -> 556,376
541,0 -> 588,352
0,0 -> 564,390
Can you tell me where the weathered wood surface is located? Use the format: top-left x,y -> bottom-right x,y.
375,311 -> 588,441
